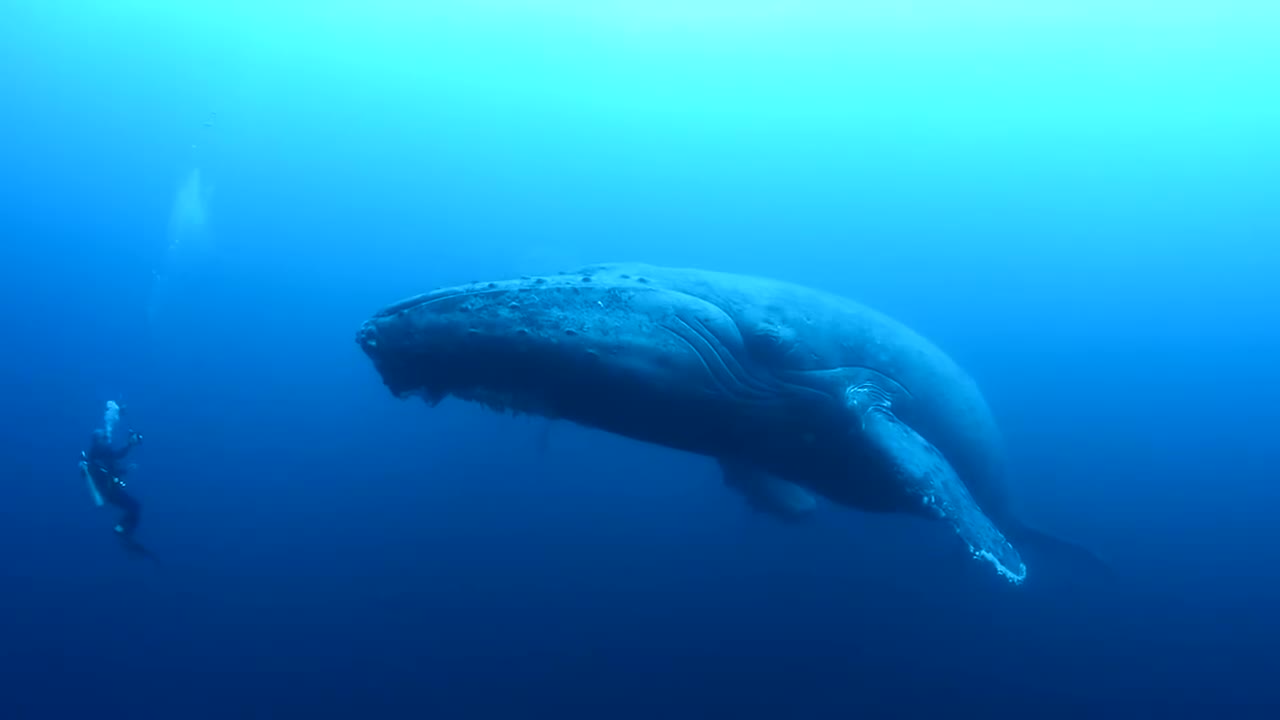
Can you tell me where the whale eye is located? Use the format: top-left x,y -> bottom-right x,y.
745,322 -> 798,365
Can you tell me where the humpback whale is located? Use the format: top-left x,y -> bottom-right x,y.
356,263 -> 1098,584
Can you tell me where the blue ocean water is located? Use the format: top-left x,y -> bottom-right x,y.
2,1 -> 1278,717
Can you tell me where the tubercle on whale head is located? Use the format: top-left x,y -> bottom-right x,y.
355,268 -> 755,422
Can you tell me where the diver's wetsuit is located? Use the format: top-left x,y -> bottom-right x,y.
86,434 -> 141,537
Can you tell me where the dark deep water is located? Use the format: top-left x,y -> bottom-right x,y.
2,2 -> 1279,718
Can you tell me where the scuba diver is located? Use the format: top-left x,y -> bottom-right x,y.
78,400 -> 159,565
81,427 -> 144,539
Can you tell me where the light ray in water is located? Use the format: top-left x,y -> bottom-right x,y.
147,167 -> 214,327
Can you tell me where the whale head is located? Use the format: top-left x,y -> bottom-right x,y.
355,264 -> 767,423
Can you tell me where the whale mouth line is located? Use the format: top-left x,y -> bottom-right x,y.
414,383 -> 558,418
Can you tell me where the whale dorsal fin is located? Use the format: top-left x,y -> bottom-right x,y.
845,383 -> 1027,584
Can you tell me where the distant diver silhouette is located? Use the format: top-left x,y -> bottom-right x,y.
80,402 -> 161,566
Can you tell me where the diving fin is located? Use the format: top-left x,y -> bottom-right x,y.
846,383 -> 1027,584
116,532 -> 163,570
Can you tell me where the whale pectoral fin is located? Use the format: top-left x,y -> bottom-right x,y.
846,384 -> 1027,584
719,458 -> 817,521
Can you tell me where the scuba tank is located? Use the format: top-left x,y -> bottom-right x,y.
79,452 -> 105,507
